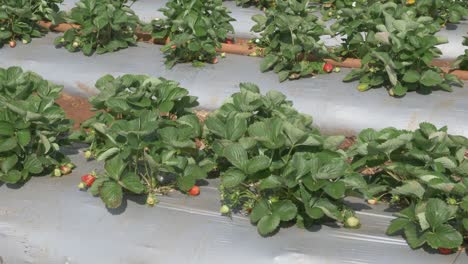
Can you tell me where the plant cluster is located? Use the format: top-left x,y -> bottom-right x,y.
0,0 -> 64,47
347,123 -> 468,251
455,36 -> 468,71
339,8 -> 462,96
54,0 -> 139,56
251,0 -> 336,82
232,0 -> 276,9
0,66 -> 73,184
71,74 -> 215,208
319,0 -> 468,25
205,83 -> 367,234
145,0 -> 235,68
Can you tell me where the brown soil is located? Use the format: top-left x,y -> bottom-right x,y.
56,93 -> 95,129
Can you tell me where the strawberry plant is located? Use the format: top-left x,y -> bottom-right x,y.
454,36 -> 468,71
347,123 -> 468,250
251,0 -> 336,82
342,11 -> 463,96
145,0 -> 235,68
320,0 -> 467,25
233,0 -> 276,9
0,0 -> 64,47
401,0 -> 468,25
0,67 -> 73,184
205,83 -> 368,235
54,0 -> 139,56
71,74 -> 215,208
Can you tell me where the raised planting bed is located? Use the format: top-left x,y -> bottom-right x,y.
0,149 -> 465,264
57,0 -> 468,60
1,66 -> 468,263
0,33 -> 467,137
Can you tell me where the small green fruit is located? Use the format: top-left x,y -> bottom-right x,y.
146,194 -> 158,206
84,150 -> 92,159
447,197 -> 457,205
53,168 -> 62,177
357,83 -> 370,92
345,216 -> 360,228
72,41 -> 80,48
78,182 -> 86,189
220,205 -> 230,214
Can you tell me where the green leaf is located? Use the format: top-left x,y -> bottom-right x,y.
0,170 -> 22,184
420,70 -> 444,87
0,121 -> 14,136
393,181 -> 425,199
402,70 -> 420,83
323,181 -> 346,199
105,156 -> 126,180
257,214 -> 281,236
272,200 -> 297,221
425,199 -> 453,229
221,168 -> 246,188
426,225 -> 463,249
226,115 -> 247,141
323,136 -> 345,150
16,130 -> 31,147
315,198 -> 342,221
404,224 -> 427,249
258,175 -> 282,190
387,218 -> 411,235
246,155 -> 270,174
120,172 -> 144,194
223,143 -> 248,170
314,159 -> 348,180
176,173 -> 196,192
260,54 -> 279,72
97,147 -> 120,161
0,137 -> 17,152
99,181 -> 123,209
24,154 -> 43,174
433,157 -> 457,170
1,155 -> 18,173
250,199 -> 271,223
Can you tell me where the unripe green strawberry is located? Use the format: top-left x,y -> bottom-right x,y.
357,83 -> 370,92
72,41 -> 80,48
78,182 -> 86,189
345,216 -> 360,228
22,39 -> 29,44
53,168 -> 62,177
84,150 -> 92,159
447,197 -> 457,205
146,194 -> 158,206
220,205 -> 230,214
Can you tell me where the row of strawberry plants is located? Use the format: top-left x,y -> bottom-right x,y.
1,0 -> 467,97
2,66 -> 465,253
0,67 -> 74,184
0,0 -> 63,47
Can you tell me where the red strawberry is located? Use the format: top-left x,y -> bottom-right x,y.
226,38 -> 233,44
9,40 -> 16,48
81,174 -> 96,187
438,248 -> 453,255
323,62 -> 333,73
171,45 -> 176,49
212,57 -> 219,64
188,186 -> 200,196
